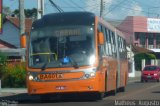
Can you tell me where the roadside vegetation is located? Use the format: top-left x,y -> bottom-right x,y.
134,53 -> 156,71
0,53 -> 26,88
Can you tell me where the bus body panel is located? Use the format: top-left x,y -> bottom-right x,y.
26,12 -> 128,97
96,16 -> 128,92
27,71 -> 105,94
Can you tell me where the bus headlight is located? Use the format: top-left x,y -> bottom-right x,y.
27,72 -> 37,81
85,74 -> 90,78
29,75 -> 34,80
89,55 -> 96,65
84,72 -> 96,79
84,68 -> 96,79
90,72 -> 96,77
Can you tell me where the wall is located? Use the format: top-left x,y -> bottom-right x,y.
0,21 -> 20,48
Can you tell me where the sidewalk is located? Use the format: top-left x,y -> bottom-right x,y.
128,76 -> 141,83
1,88 -> 27,94
128,71 -> 141,83
0,88 -> 27,97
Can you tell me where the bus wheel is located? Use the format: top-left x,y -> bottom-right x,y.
93,92 -> 104,100
97,92 -> 105,100
111,84 -> 117,95
112,74 -> 118,95
112,88 -> 117,96
119,87 -> 125,92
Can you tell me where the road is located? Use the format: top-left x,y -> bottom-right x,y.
0,81 -> 160,106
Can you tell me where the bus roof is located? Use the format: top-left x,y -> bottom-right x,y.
32,12 -> 95,29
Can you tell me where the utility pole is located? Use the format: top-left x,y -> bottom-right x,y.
19,0 -> 26,62
19,0 -> 25,36
37,0 -> 44,19
100,0 -> 104,18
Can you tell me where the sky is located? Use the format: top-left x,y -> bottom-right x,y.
3,0 -> 160,20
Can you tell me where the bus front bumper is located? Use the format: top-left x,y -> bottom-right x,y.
27,78 -> 103,95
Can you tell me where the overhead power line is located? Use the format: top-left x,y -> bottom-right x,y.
103,0 -> 127,16
48,0 -> 64,13
70,0 -> 86,11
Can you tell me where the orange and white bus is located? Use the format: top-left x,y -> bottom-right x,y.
26,12 -> 128,99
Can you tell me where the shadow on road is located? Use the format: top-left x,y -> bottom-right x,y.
133,81 -> 141,83
152,91 -> 160,93
134,81 -> 159,83
0,93 -> 99,104
0,91 -> 117,104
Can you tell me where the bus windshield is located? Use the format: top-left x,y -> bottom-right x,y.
29,25 -> 95,68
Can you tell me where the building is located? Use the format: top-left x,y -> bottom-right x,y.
118,16 -> 160,53
116,16 -> 160,77
0,17 -> 32,61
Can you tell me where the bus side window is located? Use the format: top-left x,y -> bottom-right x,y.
112,32 -> 117,57
124,40 -> 127,59
118,36 -> 123,59
104,28 -> 109,56
98,24 -> 105,58
107,29 -> 112,56
121,38 -> 126,59
110,31 -> 116,57
101,26 -> 108,56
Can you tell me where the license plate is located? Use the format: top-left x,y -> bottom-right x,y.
147,76 -> 151,78
38,73 -> 63,80
56,86 -> 66,90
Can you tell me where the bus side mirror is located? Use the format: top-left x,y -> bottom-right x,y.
98,32 -> 104,45
20,34 -> 27,48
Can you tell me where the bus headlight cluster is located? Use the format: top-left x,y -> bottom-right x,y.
84,68 -> 96,79
90,72 -> 96,77
29,75 -> 34,80
27,72 -> 38,81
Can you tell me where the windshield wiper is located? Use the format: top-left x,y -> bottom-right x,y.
71,61 -> 79,68
41,62 -> 48,71
62,56 -> 79,69
70,58 -> 79,69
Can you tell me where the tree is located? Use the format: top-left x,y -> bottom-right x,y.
0,53 -> 8,78
13,8 -> 37,18
3,6 -> 12,16
2,6 -> 12,21
134,53 -> 156,70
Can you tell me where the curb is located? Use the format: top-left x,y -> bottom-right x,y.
128,77 -> 141,83
0,88 -> 27,94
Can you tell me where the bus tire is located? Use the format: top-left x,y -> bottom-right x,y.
119,87 -> 125,92
97,92 -> 105,100
112,88 -> 117,96
105,71 -> 107,93
112,73 -> 118,95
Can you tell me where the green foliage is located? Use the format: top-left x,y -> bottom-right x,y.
3,6 -> 12,17
1,62 -> 26,88
13,8 -> 37,18
0,52 -> 26,88
134,53 -> 156,70
0,53 -> 8,78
